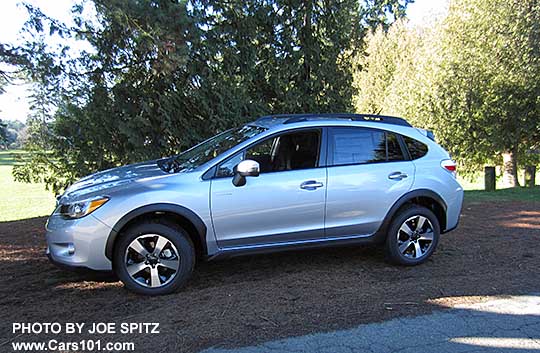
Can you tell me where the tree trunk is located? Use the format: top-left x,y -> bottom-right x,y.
502,149 -> 520,187
484,166 -> 496,191
525,166 -> 536,187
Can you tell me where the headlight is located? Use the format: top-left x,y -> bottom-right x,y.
57,196 -> 109,219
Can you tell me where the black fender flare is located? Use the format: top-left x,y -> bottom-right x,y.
105,203 -> 207,260
376,189 -> 447,237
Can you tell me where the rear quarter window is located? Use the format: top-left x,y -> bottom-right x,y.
403,136 -> 428,159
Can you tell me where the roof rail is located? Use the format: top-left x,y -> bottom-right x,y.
255,113 -> 411,127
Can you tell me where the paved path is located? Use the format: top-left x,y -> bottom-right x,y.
202,295 -> 540,353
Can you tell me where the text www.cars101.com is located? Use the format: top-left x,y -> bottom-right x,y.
12,339 -> 135,351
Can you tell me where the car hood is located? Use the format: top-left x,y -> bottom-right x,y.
61,160 -> 168,202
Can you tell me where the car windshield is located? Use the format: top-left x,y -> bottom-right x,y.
159,125 -> 266,173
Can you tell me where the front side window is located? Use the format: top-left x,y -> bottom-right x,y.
216,129 -> 321,177
329,127 -> 405,166
162,125 -> 266,173
216,153 -> 243,177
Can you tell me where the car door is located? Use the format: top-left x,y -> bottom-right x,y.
325,127 -> 414,237
210,128 -> 328,248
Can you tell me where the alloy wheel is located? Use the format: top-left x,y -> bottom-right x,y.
396,215 -> 435,259
124,234 -> 180,288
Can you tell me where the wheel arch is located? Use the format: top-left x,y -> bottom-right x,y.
105,203 -> 207,261
377,189 -> 447,238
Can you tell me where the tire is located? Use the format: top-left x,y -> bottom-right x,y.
385,205 -> 440,266
113,221 -> 195,295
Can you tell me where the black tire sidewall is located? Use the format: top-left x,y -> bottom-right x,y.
385,206 -> 440,266
113,222 -> 195,295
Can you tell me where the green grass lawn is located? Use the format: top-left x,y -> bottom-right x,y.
0,150 -> 56,222
459,170 -> 539,203
457,170 -> 540,191
464,186 -> 540,203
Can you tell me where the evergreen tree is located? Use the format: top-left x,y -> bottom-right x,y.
5,0 -> 412,193
435,0 -> 540,186
0,120 -> 7,147
353,1 -> 540,183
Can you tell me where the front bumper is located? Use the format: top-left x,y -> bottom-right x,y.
46,214 -> 113,271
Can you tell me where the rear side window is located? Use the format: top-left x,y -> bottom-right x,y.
403,136 -> 428,160
329,127 -> 405,166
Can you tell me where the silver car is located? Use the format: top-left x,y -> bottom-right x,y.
46,114 -> 463,295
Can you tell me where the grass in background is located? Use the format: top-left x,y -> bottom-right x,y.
0,149 -> 26,166
457,170 -> 540,191
0,150 -> 56,222
459,171 -> 539,203
464,186 -> 540,203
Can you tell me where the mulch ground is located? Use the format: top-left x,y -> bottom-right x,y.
0,200 -> 539,352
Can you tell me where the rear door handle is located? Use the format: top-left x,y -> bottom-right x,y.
300,180 -> 324,190
388,172 -> 408,180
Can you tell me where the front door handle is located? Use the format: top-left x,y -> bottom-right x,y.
388,172 -> 408,180
300,180 -> 324,190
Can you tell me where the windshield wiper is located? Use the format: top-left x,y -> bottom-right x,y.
157,157 -> 182,173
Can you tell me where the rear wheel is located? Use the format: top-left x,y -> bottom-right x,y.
385,206 -> 440,265
113,222 -> 195,295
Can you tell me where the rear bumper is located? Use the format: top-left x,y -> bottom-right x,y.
443,186 -> 464,233
442,223 -> 459,234
45,214 -> 113,271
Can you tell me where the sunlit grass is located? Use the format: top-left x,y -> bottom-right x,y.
459,170 -> 539,203
457,170 -> 540,191
0,150 -> 56,222
464,186 -> 540,203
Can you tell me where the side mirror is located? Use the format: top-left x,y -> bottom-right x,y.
237,159 -> 260,177
233,160 -> 260,187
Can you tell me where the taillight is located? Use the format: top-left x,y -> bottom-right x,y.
441,159 -> 457,176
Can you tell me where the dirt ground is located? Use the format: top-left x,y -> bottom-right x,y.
0,200 -> 539,353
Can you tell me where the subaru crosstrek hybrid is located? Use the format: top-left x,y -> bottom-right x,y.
46,114 -> 463,295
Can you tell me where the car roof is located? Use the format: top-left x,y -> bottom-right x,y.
250,113 -> 412,128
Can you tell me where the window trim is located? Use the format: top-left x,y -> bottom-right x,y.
327,126 -> 409,168
389,131 -> 410,162
401,135 -> 429,160
209,127 -> 327,179
397,134 -> 412,160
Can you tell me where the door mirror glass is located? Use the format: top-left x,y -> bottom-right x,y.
236,159 -> 260,177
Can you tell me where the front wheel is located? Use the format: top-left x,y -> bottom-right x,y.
385,206 -> 440,265
113,222 -> 195,295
